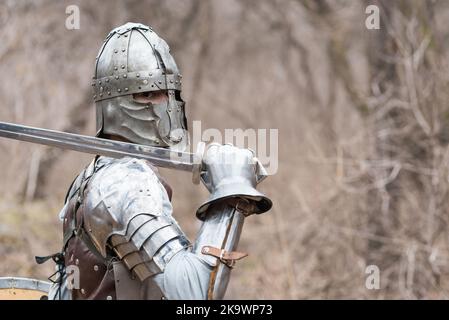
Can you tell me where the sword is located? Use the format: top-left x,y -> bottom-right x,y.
0,121 -> 205,184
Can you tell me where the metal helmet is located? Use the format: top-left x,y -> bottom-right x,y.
92,22 -> 188,150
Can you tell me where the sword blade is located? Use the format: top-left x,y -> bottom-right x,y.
0,121 -> 196,172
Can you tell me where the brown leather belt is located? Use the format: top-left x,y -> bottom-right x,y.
201,246 -> 248,268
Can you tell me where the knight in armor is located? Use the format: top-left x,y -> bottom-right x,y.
46,22 -> 272,300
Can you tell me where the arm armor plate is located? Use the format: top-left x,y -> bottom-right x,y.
82,157 -> 191,281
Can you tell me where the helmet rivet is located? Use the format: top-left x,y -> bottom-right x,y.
170,80 -> 173,83
106,78 -> 109,83
125,87 -> 129,91
99,93 -> 103,97
123,74 -> 127,78
124,34 -> 128,37
93,95 -> 97,99
115,76 -> 119,80
114,66 -> 118,71
149,73 -> 153,77
107,91 -> 111,95
151,84 -> 155,88
98,81 -> 102,85
143,80 -> 148,85
121,65 -> 125,69
122,49 -> 126,52
158,80 -> 162,84
94,265 -> 99,272
138,86 -> 142,89
136,73 -> 140,77
117,89 -> 121,93
114,49 -> 118,53
91,83 -> 95,86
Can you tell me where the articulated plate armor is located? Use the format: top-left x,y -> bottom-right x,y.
82,156 -> 191,280
47,23 -> 272,300
59,156 -> 190,299
57,156 -> 250,300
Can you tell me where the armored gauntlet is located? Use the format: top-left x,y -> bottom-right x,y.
191,143 -> 272,299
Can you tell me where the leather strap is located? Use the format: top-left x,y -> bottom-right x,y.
35,252 -> 64,265
201,246 -> 248,268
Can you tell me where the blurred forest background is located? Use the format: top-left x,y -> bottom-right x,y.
1,0 -> 449,299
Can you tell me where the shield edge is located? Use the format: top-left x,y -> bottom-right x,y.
0,277 -> 51,293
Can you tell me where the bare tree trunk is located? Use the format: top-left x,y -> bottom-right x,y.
28,90 -> 92,200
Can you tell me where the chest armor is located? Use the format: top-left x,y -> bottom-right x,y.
62,157 -> 173,300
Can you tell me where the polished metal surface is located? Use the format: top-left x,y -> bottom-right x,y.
192,203 -> 245,299
0,277 -> 51,300
82,156 -> 191,280
94,22 -> 188,149
210,207 -> 245,299
49,145 -> 272,299
197,143 -> 272,219
0,277 -> 51,292
0,121 -> 197,172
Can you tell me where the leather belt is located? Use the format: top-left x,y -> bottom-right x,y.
201,246 -> 248,268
